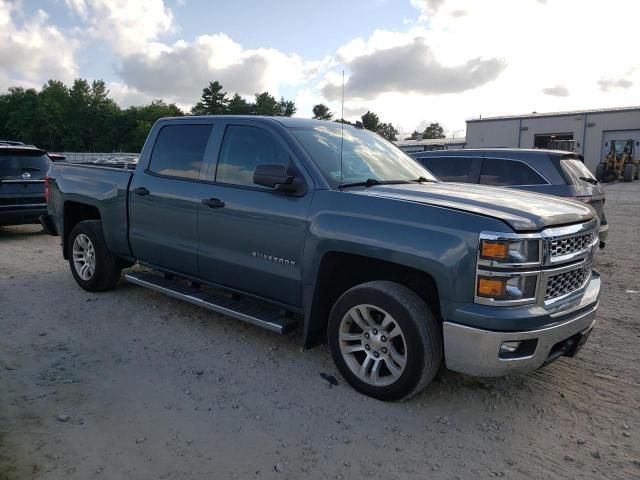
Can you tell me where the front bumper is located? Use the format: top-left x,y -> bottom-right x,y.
598,223 -> 609,247
443,274 -> 600,377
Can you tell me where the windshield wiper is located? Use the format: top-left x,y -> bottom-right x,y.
579,176 -> 598,185
339,178 -> 411,189
411,176 -> 437,183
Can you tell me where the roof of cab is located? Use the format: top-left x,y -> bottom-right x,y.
157,115 -> 343,129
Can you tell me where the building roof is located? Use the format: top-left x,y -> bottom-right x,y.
395,137 -> 466,147
466,105 -> 640,123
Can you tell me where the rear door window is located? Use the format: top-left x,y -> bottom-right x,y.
479,158 -> 547,186
148,124 -> 212,179
0,151 -> 50,179
559,158 -> 598,186
417,156 -> 474,182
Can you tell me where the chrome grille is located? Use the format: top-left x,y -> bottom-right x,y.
545,267 -> 590,300
549,232 -> 596,258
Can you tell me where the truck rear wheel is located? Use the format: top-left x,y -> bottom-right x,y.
623,164 -> 633,182
595,163 -> 606,181
68,220 -> 121,291
328,281 -> 442,401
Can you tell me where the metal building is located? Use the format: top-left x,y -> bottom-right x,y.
465,106 -> 640,172
395,137 -> 466,154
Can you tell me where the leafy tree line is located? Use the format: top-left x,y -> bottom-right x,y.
405,122 -> 446,140
0,77 -> 407,152
0,79 -> 298,152
311,104 -> 399,142
191,81 -> 296,117
0,79 -> 183,152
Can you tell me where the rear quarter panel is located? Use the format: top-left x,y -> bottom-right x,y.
48,163 -> 133,257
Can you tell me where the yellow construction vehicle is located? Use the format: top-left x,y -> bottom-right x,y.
595,139 -> 639,182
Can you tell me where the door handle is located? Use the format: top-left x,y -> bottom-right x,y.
201,198 -> 225,208
132,186 -> 150,196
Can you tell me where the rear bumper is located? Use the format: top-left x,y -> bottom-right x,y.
0,204 -> 47,225
443,274 -> 600,377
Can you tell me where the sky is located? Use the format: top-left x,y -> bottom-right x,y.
1,0 -> 638,137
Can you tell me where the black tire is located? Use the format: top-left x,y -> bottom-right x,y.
623,164 -> 633,182
595,163 -> 606,181
68,220 -> 121,291
328,281 -> 443,401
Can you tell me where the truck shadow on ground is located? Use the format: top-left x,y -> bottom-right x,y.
0,225 -> 45,240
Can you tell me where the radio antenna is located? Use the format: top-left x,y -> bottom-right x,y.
339,70 -> 345,189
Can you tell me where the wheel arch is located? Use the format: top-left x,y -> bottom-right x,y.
62,201 -> 101,259
303,251 -> 443,348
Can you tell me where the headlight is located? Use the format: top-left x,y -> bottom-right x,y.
479,238 -> 541,265
476,273 -> 538,304
476,232 -> 542,306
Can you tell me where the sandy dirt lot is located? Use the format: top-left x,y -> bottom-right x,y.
1,182 -> 638,480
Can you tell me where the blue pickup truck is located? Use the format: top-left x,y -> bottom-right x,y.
42,116 -> 601,400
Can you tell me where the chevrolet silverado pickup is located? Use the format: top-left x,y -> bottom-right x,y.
42,116 -> 601,401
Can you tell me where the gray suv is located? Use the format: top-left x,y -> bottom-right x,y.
412,149 -> 609,246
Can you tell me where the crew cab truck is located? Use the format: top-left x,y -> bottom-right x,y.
42,116 -> 601,401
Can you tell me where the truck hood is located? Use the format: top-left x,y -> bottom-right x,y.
354,182 -> 595,231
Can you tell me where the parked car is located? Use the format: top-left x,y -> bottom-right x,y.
0,143 -> 51,226
411,149 -> 609,246
42,117 -> 601,400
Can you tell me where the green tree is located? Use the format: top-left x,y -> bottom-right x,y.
377,123 -> 398,142
405,130 -> 421,140
253,91 -> 279,115
36,80 -> 70,150
312,103 -> 333,120
277,97 -> 296,117
118,99 -> 183,151
227,93 -> 252,115
191,81 -> 229,115
422,122 -> 445,139
0,87 -> 39,145
361,111 -> 380,132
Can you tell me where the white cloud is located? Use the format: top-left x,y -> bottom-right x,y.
116,33 -> 321,106
542,85 -> 570,97
598,78 -> 634,92
0,1 -> 78,91
319,0 -> 640,134
64,0 -> 174,55
324,37 -> 506,101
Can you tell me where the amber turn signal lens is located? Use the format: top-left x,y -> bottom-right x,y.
477,277 -> 506,297
481,241 -> 509,260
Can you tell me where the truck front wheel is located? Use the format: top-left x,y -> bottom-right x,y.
68,220 -> 122,292
328,281 -> 443,401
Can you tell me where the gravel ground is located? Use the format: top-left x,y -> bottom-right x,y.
1,182 -> 639,480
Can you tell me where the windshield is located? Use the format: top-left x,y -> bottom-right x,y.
291,125 -> 435,188
0,151 -> 49,179
560,158 -> 597,186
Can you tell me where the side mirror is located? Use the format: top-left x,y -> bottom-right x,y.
253,164 -> 306,195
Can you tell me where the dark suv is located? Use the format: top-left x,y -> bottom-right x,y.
412,148 -> 608,246
0,143 -> 51,226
